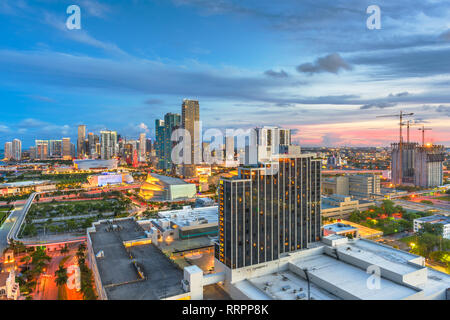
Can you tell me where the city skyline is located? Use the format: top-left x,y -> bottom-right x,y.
1,1 -> 450,147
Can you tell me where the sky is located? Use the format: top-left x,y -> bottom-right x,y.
0,0 -> 450,148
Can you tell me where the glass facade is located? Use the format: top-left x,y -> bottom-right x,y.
218,155 -> 321,269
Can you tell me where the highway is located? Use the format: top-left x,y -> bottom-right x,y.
0,193 -> 36,253
389,199 -> 450,215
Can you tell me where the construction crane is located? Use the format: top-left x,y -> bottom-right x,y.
403,119 -> 420,144
418,126 -> 432,146
376,111 -> 414,184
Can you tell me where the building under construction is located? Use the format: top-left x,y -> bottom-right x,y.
391,143 -> 445,187
414,144 -> 445,187
391,142 -> 418,185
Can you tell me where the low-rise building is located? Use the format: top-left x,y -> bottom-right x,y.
185,236 -> 450,300
321,194 -> 374,219
414,215 -> 450,239
86,217 -> 191,300
322,174 -> 380,199
0,270 -> 20,300
140,205 -> 218,243
323,222 -> 359,238
139,173 -> 197,201
0,180 -> 56,196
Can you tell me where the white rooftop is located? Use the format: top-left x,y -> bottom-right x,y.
226,237 -> 450,300
157,205 -> 218,228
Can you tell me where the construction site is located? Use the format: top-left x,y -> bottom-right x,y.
382,111 -> 445,188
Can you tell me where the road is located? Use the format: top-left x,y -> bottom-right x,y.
0,202 -> 23,253
33,247 -> 83,300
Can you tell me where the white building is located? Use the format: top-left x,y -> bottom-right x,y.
4,142 -> 12,160
183,236 -> 450,300
414,215 -> 450,239
0,270 -> 20,300
139,205 -> 218,243
12,139 -> 21,161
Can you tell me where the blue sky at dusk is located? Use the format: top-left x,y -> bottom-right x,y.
1,0 -> 450,147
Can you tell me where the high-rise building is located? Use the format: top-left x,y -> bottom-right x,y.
161,113 -> 181,171
12,139 -> 21,161
414,144 -> 445,187
391,142 -> 444,187
225,135 -> 235,162
87,132 -> 100,158
62,138 -> 72,159
49,140 -> 62,158
70,142 -> 76,158
155,119 -> 165,168
146,138 -> 152,156
35,140 -> 49,160
181,99 -> 200,177
100,130 -> 118,160
391,142 -> 417,185
139,132 -> 147,162
77,125 -> 87,158
254,126 -> 293,163
4,142 -> 12,160
216,154 -> 322,269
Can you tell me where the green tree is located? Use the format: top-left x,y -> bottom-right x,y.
54,265 -> 68,287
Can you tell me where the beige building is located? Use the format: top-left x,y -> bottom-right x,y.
322,174 -> 380,199
181,99 -> 200,177
321,194 -> 375,219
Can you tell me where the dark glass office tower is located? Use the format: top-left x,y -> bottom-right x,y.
216,154 -> 321,269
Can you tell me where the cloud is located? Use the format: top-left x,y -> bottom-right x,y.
26,95 -> 55,103
264,69 -> 288,78
297,53 -> 352,74
436,105 -> 450,116
360,102 -> 397,110
138,123 -> 149,133
144,98 -> 164,105
78,0 -> 112,18
388,92 -> 409,98
0,49 -> 302,105
0,125 -> 10,133
19,118 -> 47,128
439,29 -> 450,41
42,11 -> 127,57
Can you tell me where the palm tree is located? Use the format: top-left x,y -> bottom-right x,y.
54,265 -> 68,287
60,244 -> 69,254
21,255 -> 32,270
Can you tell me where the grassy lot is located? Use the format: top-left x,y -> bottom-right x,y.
0,207 -> 12,226
436,196 -> 450,202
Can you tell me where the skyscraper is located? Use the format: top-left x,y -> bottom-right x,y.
181,99 -> 200,177
254,126 -> 293,162
100,130 -> 118,160
155,119 -> 165,168
35,140 -> 49,160
12,139 -> 21,161
139,132 -> 147,162
414,144 -> 445,187
146,138 -> 152,156
216,154 -> 322,269
4,142 -> 12,160
77,125 -> 87,158
162,113 -> 181,171
49,140 -> 62,158
62,138 -> 72,158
